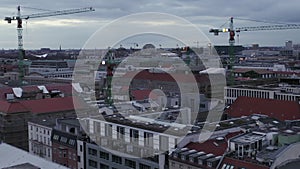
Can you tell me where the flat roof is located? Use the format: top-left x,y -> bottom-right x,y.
231,132 -> 265,144
0,143 -> 68,169
28,119 -> 56,128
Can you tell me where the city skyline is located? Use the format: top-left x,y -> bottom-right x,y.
1,0 -> 300,49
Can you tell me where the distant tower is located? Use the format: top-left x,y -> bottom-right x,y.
252,44 -> 259,50
285,40 -> 293,50
59,45 -> 62,51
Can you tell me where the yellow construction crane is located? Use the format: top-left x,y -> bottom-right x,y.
4,6 -> 95,83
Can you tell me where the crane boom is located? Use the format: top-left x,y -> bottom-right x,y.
5,7 -> 94,21
236,24 -> 300,32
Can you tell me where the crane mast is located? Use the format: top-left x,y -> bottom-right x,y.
4,6 -> 95,84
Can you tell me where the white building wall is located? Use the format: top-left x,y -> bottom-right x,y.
77,140 -> 85,169
28,122 -> 53,161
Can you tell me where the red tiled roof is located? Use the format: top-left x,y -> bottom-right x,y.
0,84 -> 74,100
44,84 -> 73,95
225,96 -> 300,121
185,131 -> 244,156
122,70 -> 210,84
274,71 -> 300,76
131,90 -> 152,100
0,101 -> 29,113
22,86 -> 40,93
0,87 -> 13,100
0,96 -> 85,114
220,157 -> 269,169
20,96 -> 81,114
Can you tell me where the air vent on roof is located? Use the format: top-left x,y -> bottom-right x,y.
270,127 -> 279,131
285,129 -> 294,134
216,137 -> 224,141
6,93 -> 14,100
206,153 -> 214,157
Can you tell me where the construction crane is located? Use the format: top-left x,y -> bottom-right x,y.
4,6 -> 95,83
209,17 -> 300,85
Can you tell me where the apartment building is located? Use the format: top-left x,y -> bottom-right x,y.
28,119 -> 56,161
225,84 -> 300,105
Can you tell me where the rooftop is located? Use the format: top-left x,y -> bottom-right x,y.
57,118 -> 81,127
28,118 -> 56,128
0,96 -> 86,114
225,96 -> 300,121
185,131 -> 243,156
231,132 -> 265,145
220,157 -> 269,169
0,143 -> 68,169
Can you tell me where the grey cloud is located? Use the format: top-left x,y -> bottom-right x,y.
1,0 -> 300,49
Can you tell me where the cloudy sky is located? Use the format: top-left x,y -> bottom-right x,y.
1,0 -> 300,49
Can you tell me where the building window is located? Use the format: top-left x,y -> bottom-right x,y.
144,132 -> 153,147
30,125 -> 33,130
100,163 -> 109,169
88,148 -> 97,156
60,137 -> 68,143
48,148 -> 50,157
100,151 -> 109,160
69,139 -> 75,146
69,152 -> 72,160
125,159 -> 136,169
88,159 -> 97,168
159,135 -> 169,151
104,124 -> 112,137
130,129 -> 139,143
139,163 -> 151,169
93,121 -> 101,133
53,134 -> 59,140
117,126 -> 125,140
80,145 -> 82,152
73,153 -> 76,161
112,155 -> 122,164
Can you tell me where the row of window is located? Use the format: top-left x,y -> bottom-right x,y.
30,143 -> 51,158
226,88 -> 270,99
92,121 -> 171,149
88,158 -> 151,169
29,132 -> 51,145
30,125 -> 50,135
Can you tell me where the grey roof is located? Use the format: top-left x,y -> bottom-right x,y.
278,159 -> 300,169
3,163 -> 40,169
0,143 -> 68,169
28,118 -> 56,128
57,118 -> 80,127
256,145 -> 289,160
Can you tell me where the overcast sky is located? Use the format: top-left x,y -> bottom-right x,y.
1,0 -> 300,49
